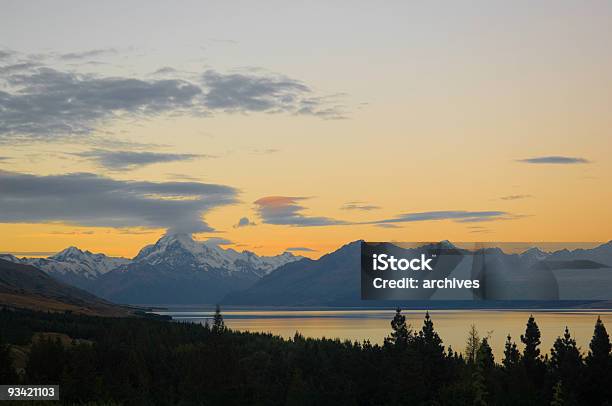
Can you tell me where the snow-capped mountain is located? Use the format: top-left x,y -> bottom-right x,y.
0,247 -> 130,289
1,234 -> 303,304
519,247 -> 550,266
130,233 -> 300,276
92,234 -> 303,304
1,247 -> 129,278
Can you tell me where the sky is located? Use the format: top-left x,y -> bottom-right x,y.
1,0 -> 611,258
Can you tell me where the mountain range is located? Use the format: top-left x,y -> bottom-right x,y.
223,241 -> 612,306
1,233 -> 302,304
2,238 -> 611,306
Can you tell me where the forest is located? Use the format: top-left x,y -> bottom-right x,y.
0,307 -> 610,405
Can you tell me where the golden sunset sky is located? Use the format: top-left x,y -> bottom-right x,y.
1,1 -> 611,258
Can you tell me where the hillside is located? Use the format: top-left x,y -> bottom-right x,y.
0,258 -> 131,316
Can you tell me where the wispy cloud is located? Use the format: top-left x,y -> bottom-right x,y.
0,170 -> 237,234
202,237 -> 233,246
375,223 -> 401,228
58,48 -> 118,61
517,156 -> 590,164
202,70 -> 346,119
500,194 -> 532,201
254,196 -> 348,227
285,247 -> 316,252
74,149 -> 210,170
369,210 -> 511,225
341,201 -> 381,211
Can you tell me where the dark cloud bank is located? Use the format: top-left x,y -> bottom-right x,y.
0,62 -> 346,142
0,170 -> 237,234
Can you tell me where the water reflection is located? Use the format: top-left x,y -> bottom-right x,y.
159,308 -> 612,358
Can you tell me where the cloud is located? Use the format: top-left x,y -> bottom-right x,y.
0,63 -> 346,141
152,66 -> 178,75
58,48 -> 118,61
0,67 -> 203,139
500,194 -> 532,201
375,223 -> 401,228
370,210 -> 510,225
285,247 -> 316,252
0,50 -> 16,60
233,217 -> 255,228
517,156 -> 590,164
202,70 -> 346,119
48,230 -> 95,235
341,201 -> 381,211
253,195 -> 512,228
254,196 -> 348,227
74,149 -> 209,170
0,62 -> 41,74
202,237 -> 233,247
0,170 -> 237,234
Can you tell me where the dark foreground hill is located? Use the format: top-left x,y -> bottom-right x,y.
0,258 -> 131,316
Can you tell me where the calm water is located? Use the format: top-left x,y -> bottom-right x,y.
156,307 -> 612,358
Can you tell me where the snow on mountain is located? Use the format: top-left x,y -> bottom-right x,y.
519,247 -> 550,266
0,247 -> 129,280
130,233 -> 302,276
1,234 -> 301,286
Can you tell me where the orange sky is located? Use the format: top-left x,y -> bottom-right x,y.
1,1 -> 611,259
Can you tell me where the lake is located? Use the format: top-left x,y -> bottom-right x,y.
155,307 -> 612,358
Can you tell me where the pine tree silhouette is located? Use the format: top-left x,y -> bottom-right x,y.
550,380 -> 565,406
465,324 -> 480,365
212,304 -> 225,334
521,315 -> 542,369
584,316 -> 611,404
586,316 -> 611,369
550,327 -> 582,402
476,337 -> 494,370
502,334 -> 520,369
385,307 -> 411,349
417,311 -> 444,359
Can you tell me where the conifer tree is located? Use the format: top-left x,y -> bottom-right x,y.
521,315 -> 542,370
550,327 -> 582,402
586,316 -> 611,370
212,304 -> 225,333
471,366 -> 488,406
584,316 -> 611,404
465,324 -> 481,364
476,337 -> 494,371
418,311 -> 444,358
550,327 -> 582,379
386,307 -> 410,349
550,380 -> 565,406
502,334 -> 520,369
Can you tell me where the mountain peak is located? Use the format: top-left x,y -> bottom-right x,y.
51,246 -> 87,260
133,233 -> 302,275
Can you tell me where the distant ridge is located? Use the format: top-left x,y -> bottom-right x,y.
222,240 -> 612,307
